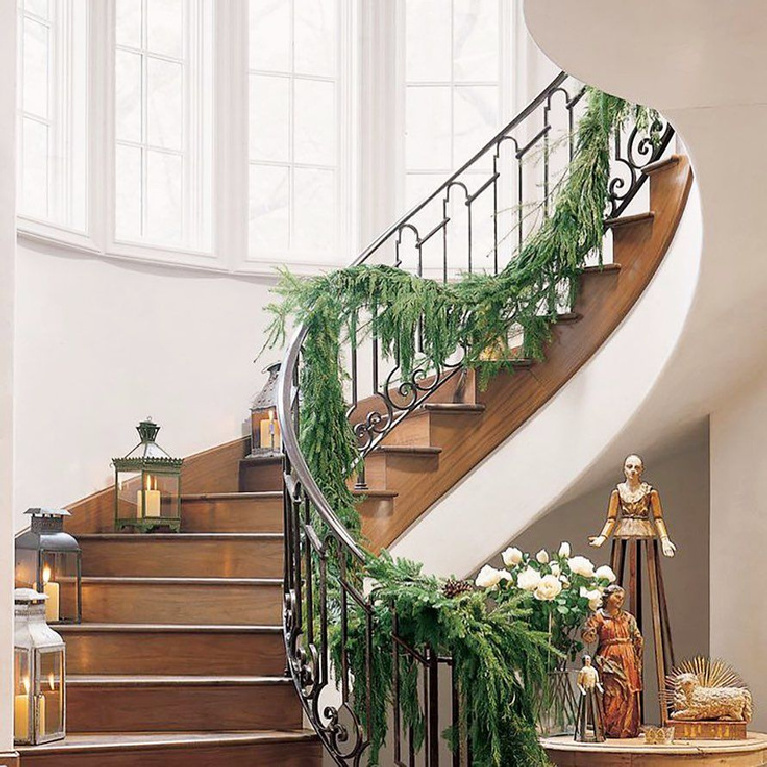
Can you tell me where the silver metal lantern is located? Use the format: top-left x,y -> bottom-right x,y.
14,588 -> 66,746
15,508 -> 82,625
250,362 -> 282,454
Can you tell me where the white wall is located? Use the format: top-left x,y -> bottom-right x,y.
710,366 -> 767,730
0,0 -> 15,753
13,241 -> 280,531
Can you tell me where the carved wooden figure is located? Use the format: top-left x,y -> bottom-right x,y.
588,454 -> 676,722
583,585 -> 643,738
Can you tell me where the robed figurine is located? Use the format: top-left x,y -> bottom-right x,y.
582,585 -> 643,738
575,655 -> 605,743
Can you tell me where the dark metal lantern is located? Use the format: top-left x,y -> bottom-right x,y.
113,417 -> 183,533
15,509 -> 82,625
250,362 -> 281,455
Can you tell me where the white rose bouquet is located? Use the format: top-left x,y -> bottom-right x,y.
480,542 -> 616,662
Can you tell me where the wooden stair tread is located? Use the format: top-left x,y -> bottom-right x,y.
58,623 -> 281,633
582,262 -> 622,274
67,675 -> 291,686
81,576 -> 281,585
604,210 -> 655,228
239,455 -> 282,466
642,155 -> 681,175
352,488 -> 398,498
182,491 -> 281,501
78,532 -> 282,540
17,730 -> 318,755
419,402 -> 485,413
555,311 -> 582,323
373,445 -> 441,455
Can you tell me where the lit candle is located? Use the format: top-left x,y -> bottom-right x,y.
136,475 -> 161,517
42,566 -> 60,623
259,409 -> 281,450
37,693 -> 46,736
14,678 -> 30,741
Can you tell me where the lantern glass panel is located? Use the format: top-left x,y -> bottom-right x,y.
41,551 -> 80,624
38,649 -> 64,740
14,549 -> 37,590
14,649 -> 32,743
116,469 -> 142,520
152,472 -> 181,519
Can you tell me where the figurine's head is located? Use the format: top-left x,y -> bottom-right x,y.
624,454 -> 644,482
604,584 -> 625,611
582,655 -> 592,666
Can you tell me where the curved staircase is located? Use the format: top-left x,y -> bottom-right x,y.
356,154 -> 692,553
16,443 -> 321,766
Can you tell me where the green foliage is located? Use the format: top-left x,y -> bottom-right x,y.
264,87 -> 658,766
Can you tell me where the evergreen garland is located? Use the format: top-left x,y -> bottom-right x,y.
265,88 -> 659,766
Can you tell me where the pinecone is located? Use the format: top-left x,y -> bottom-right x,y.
443,578 -> 474,599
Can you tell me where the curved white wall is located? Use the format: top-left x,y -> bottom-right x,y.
391,180 -> 703,577
14,241 -> 279,531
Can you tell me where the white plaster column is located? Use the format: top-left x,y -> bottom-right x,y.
710,368 -> 767,730
0,0 -> 16,756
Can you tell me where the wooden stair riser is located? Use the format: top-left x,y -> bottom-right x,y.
80,536 -> 283,579
66,681 -> 301,733
362,450 -> 440,489
239,458 -> 283,492
181,496 -> 283,533
81,580 -> 282,625
61,628 -> 285,676
17,739 -> 321,767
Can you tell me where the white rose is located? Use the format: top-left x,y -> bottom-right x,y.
475,564 -> 507,589
580,587 -> 602,611
502,547 -> 524,567
534,574 -> 563,601
559,575 -> 570,587
516,567 -> 542,591
558,541 -> 571,558
536,549 -> 550,564
550,562 -> 561,577
596,565 -> 617,583
568,556 -> 595,578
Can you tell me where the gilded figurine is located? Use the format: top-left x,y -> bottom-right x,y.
575,655 -> 605,743
588,454 -> 677,557
582,585 -> 643,738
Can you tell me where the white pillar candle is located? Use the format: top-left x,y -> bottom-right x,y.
42,567 -> 60,623
14,693 -> 28,741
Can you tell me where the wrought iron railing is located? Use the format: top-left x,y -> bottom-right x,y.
278,71 -> 674,766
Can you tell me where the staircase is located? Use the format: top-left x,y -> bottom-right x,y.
16,446 -> 322,766
353,154 -> 692,553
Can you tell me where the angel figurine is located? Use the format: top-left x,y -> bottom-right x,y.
575,655 -> 605,743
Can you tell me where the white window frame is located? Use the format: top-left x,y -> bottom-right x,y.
17,0 -> 90,243
239,0 -> 358,274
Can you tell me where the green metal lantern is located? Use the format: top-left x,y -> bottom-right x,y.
113,417 -> 183,533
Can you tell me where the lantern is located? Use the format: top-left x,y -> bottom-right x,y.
250,362 -> 282,454
14,588 -> 66,746
113,417 -> 183,532
15,509 -> 82,625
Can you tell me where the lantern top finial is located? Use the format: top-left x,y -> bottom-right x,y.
137,417 -> 161,443
14,588 -> 46,605
251,362 -> 281,411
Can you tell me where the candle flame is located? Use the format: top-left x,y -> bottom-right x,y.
145,474 -> 151,491
23,677 -> 30,695
42,566 -> 51,585
48,673 -> 55,691
268,409 -> 275,422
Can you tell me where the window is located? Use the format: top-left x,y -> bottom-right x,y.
17,0 -> 87,230
402,0 -> 505,209
113,0 -> 213,251
248,0 -> 342,260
